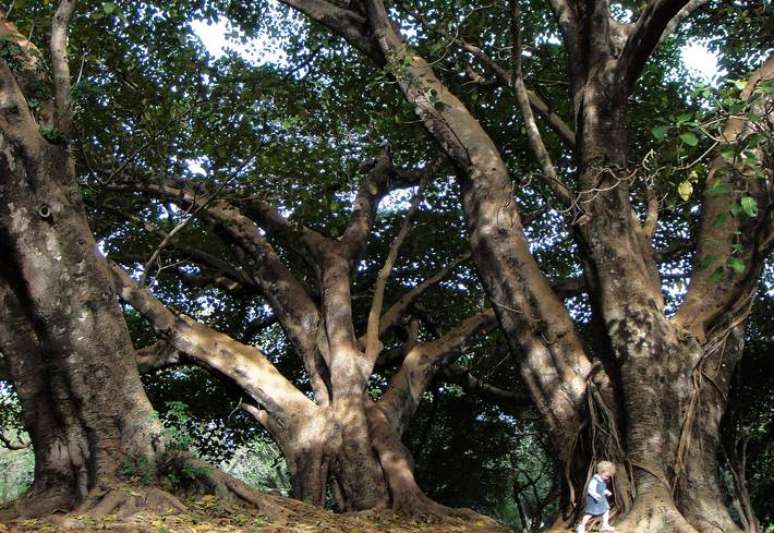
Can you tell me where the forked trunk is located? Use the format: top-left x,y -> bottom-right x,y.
255,392 -> 436,512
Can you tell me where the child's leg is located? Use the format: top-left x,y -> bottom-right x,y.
600,510 -> 615,530
576,514 -> 591,533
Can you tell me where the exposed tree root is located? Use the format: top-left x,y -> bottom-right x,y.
0,486 -> 74,521
613,490 -> 699,533
1,455 -> 508,532
46,486 -> 187,529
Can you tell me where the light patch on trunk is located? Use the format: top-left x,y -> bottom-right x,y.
45,231 -> 63,261
9,205 -> 29,233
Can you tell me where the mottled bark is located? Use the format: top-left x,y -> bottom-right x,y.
0,138 -> 164,516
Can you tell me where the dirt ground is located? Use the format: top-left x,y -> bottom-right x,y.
0,492 -> 513,532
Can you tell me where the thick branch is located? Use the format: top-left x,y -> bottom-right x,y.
111,264 -> 316,419
439,363 -> 531,411
620,0 -> 691,89
238,197 -> 327,260
545,0 -> 581,68
135,340 -> 180,373
675,55 -> 774,339
50,0 -> 77,137
376,308 -> 498,435
277,0 -> 381,62
339,147 -> 397,260
126,182 -> 331,402
0,59 -> 43,156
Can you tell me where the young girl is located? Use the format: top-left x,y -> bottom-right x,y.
576,461 -> 616,533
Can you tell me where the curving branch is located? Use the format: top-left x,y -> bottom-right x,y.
658,0 -> 710,45
50,0 -> 77,137
106,182 -> 329,401
376,308 -> 498,435
111,264 -> 316,421
364,182 -> 425,363
619,0 -> 691,89
459,40 -> 576,148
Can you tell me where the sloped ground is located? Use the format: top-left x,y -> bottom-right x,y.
0,492 -> 512,532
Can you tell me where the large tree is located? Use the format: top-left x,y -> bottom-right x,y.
267,0 -> 773,531
0,1 -> 366,522
1,0 -> 771,530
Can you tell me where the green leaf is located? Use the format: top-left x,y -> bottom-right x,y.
699,254 -> 717,270
651,125 -> 668,140
677,181 -> 693,201
709,268 -> 724,284
679,132 -> 699,146
102,1 -> 118,14
740,196 -> 758,218
368,182 -> 379,195
676,113 -> 692,123
708,179 -> 730,195
719,145 -> 735,161
712,212 -> 729,228
727,257 -> 745,274
732,79 -> 747,91
745,133 -> 763,148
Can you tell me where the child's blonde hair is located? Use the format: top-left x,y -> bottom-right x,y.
596,460 -> 616,476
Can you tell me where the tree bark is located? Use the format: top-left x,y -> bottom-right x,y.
0,139 -> 164,516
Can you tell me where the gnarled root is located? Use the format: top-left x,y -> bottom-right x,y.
364,487 -> 507,531
0,486 -> 75,521
46,486 -> 187,529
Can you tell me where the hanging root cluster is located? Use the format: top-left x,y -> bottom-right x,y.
583,377 -> 632,521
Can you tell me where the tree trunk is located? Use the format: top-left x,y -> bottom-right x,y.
0,141 -> 164,517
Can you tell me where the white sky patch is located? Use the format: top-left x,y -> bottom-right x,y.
681,43 -> 722,82
191,18 -> 287,66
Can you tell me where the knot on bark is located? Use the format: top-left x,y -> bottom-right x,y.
37,202 -> 52,219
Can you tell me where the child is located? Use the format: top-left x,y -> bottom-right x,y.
576,460 -> 616,533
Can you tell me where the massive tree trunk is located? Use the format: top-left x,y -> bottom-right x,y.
0,9 -> 173,517
113,234 -> 499,512
0,7 -> 311,523
0,132 -> 165,517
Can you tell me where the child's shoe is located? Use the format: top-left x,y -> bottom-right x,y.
575,527 -> 585,533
